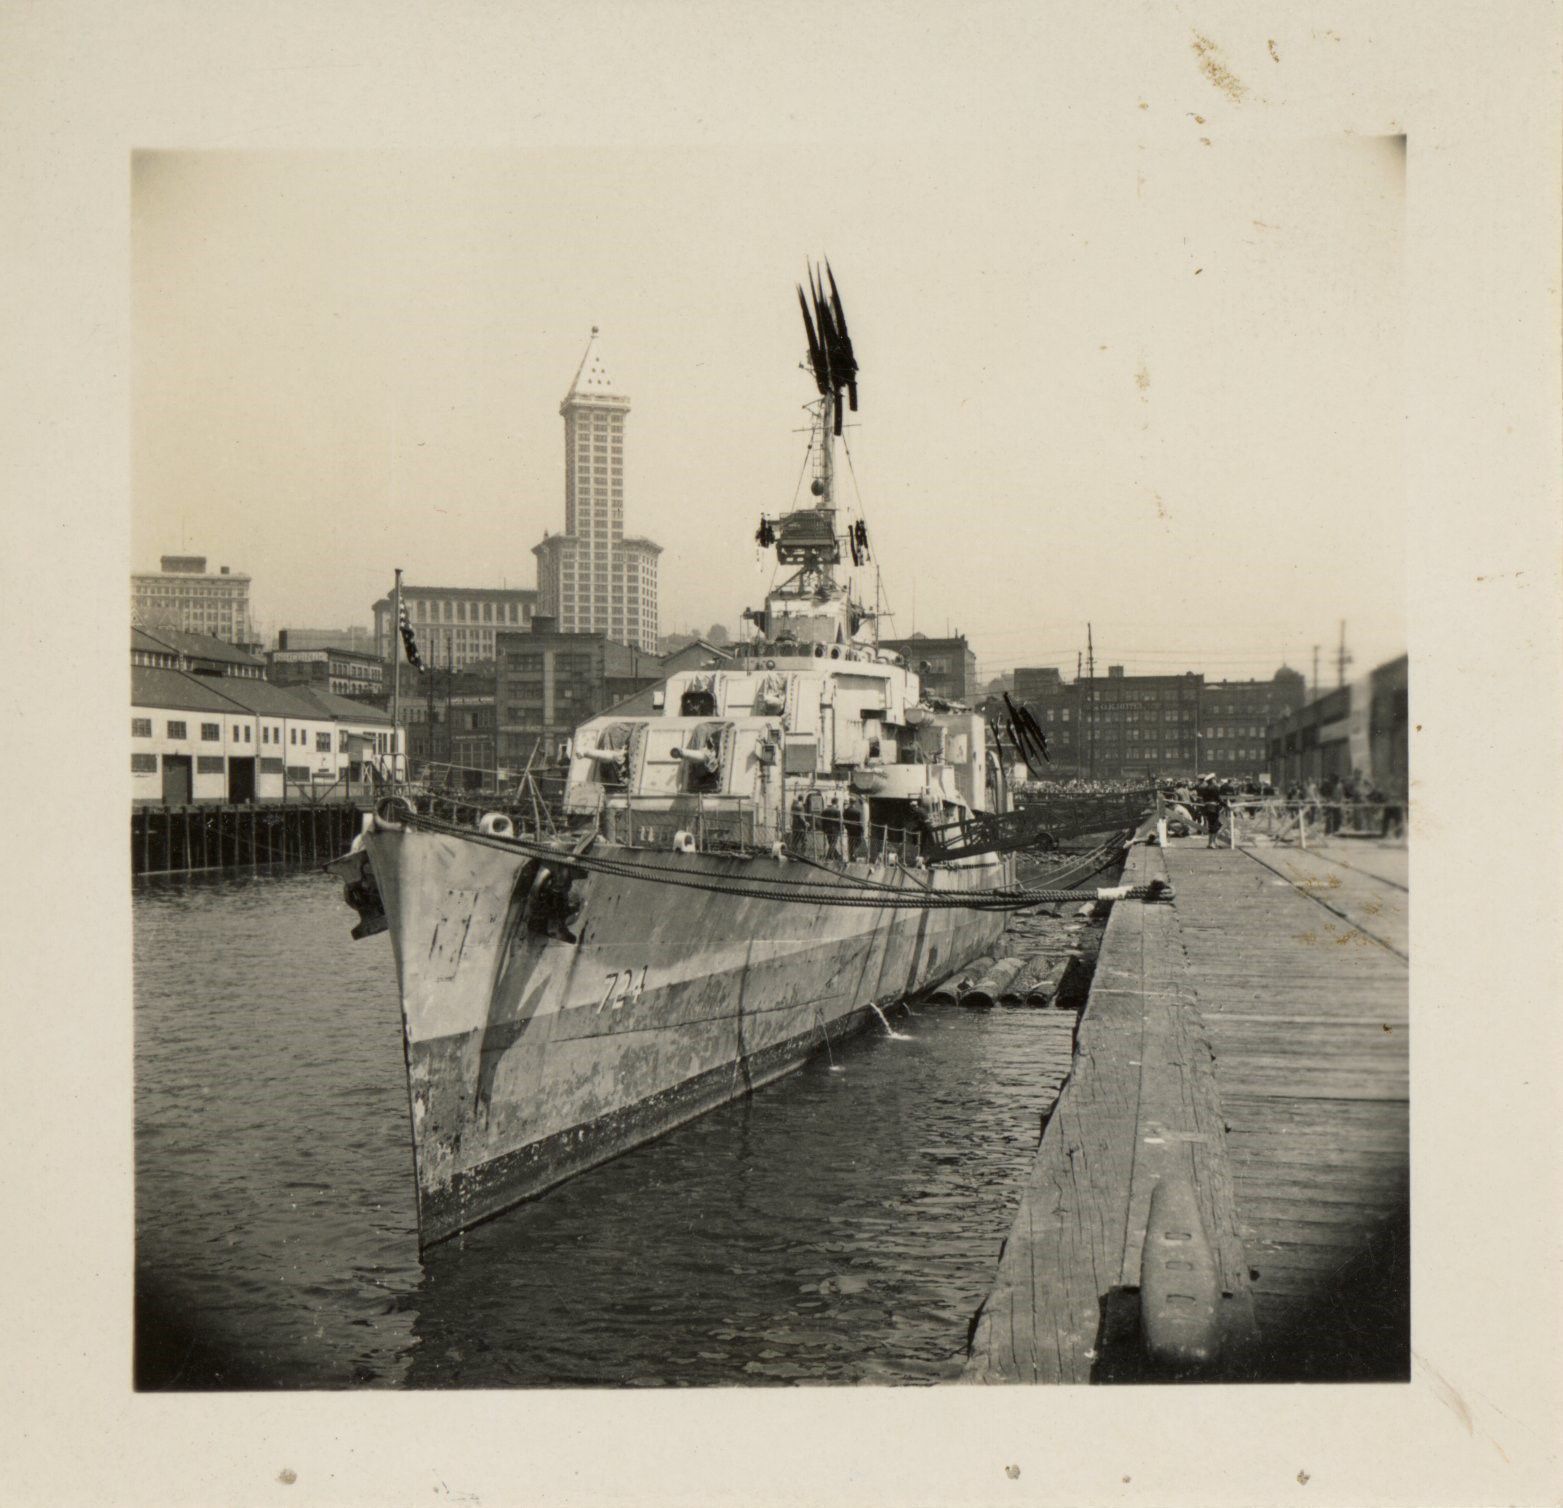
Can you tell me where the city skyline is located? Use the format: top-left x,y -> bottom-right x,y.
133,140 -> 1406,683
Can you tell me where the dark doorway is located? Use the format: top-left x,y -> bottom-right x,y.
162,754 -> 192,805
227,757 -> 256,804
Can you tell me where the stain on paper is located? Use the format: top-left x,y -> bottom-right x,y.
1191,34 -> 1248,102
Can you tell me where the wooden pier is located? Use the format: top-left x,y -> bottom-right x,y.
130,802 -> 370,878
965,830 -> 1409,1384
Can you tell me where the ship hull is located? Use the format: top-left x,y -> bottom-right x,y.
368,825 -> 1009,1246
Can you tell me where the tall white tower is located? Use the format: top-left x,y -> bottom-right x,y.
533,328 -> 660,652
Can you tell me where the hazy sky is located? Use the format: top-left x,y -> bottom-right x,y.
133,138 -> 1404,684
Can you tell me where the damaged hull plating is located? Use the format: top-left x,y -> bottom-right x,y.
371,824 -> 1008,1247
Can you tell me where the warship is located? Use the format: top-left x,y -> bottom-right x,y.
334,267 -> 1103,1248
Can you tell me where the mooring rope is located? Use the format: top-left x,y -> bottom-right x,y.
394,812 -> 1157,911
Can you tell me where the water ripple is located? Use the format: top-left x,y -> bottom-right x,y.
136,868 -> 1086,1388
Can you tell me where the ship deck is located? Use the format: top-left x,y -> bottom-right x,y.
964,829 -> 1409,1383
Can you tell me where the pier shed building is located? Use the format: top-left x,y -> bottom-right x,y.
132,670 -> 400,805
132,627 -> 267,679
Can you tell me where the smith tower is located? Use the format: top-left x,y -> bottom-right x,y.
533,327 -> 661,653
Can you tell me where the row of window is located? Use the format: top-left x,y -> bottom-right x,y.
406,600 -> 525,625
133,717 -> 369,752
131,753 -> 385,776
135,586 -> 246,599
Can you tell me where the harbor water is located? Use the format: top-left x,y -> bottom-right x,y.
135,869 -> 1084,1388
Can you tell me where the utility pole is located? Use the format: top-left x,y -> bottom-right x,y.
1312,644 -> 1320,701
426,634 -> 437,773
391,569 -> 403,782
1335,620 -> 1353,689
1086,622 -> 1096,781
446,638 -> 455,768
1076,650 -> 1083,777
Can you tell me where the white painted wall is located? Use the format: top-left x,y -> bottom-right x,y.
132,697 -> 402,803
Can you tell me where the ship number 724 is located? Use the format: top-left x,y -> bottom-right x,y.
598,966 -> 649,1012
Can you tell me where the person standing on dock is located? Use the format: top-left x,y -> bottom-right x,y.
1196,774 -> 1223,848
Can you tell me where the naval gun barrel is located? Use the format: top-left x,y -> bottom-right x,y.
670,746 -> 718,771
581,747 -> 627,766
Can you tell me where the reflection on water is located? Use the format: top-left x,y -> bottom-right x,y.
136,869 -> 1079,1388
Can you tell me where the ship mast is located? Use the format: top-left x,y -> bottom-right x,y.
748,263 -> 869,650
816,389 -> 835,513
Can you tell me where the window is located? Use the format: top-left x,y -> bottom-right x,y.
131,753 -> 157,773
167,721 -> 187,740
316,732 -> 331,752
232,725 -> 242,740
196,756 -> 224,774
131,718 -> 152,738
339,731 -> 349,752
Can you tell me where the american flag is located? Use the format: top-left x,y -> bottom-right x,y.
398,603 -> 425,670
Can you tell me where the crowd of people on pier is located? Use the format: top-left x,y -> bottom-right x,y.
1156,772 -> 1405,845
1012,776 -> 1153,798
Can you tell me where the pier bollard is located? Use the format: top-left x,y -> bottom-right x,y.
1139,1175 -> 1223,1372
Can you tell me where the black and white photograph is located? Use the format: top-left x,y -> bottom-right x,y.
129,138 -> 1410,1392
5,2 -> 1560,1504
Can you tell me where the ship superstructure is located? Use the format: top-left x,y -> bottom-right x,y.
336,266 -> 1028,1248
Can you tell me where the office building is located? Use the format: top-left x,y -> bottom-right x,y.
494,616 -> 690,766
532,329 -> 661,653
1199,668 -> 1307,775
275,626 -> 377,655
877,632 -> 977,704
267,645 -> 385,700
371,585 -> 538,672
131,556 -> 253,645
1012,662 -> 1308,779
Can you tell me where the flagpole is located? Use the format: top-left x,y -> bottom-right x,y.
391,568 -> 403,783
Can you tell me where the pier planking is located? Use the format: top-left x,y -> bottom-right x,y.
966,830 -> 1409,1384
